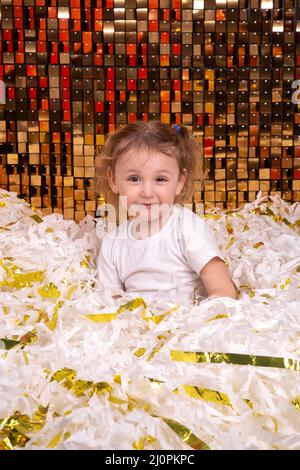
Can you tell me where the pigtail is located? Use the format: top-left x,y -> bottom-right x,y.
173,124 -> 207,202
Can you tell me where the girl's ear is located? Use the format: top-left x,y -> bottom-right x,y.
175,168 -> 187,195
107,166 -> 119,194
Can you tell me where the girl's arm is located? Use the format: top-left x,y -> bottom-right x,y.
199,256 -> 238,300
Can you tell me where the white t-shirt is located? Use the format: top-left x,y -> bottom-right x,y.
97,205 -> 225,305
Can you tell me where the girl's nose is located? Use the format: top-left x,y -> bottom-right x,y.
141,181 -> 153,197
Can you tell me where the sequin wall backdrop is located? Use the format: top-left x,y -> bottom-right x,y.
0,0 -> 300,222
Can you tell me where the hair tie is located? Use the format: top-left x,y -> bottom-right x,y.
173,124 -> 181,134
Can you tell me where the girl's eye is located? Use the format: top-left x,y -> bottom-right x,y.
127,176 -> 168,182
156,177 -> 168,182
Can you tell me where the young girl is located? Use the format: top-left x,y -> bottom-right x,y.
95,121 -> 237,305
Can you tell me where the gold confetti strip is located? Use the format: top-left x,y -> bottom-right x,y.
38,282 -> 61,299
22,351 -> 29,365
50,368 -> 112,398
146,332 -> 172,362
225,237 -> 235,250
0,210 -> 43,231
292,396 -> 300,411
154,416 -> 210,451
46,431 -> 70,449
85,297 -> 147,323
134,348 -> 146,357
0,338 -> 20,350
206,313 -> 230,322
114,374 -> 121,384
253,241 -> 264,249
80,255 -> 91,268
108,395 -> 128,405
66,286 -> 75,300
143,305 -> 179,325
226,222 -> 234,234
132,435 -> 156,450
225,208 -> 244,218
280,278 -> 291,290
265,207 -> 295,230
259,293 -> 273,299
146,342 -> 165,362
204,214 -> 221,220
243,399 -> 278,433
244,398 -> 254,410
29,205 -> 44,224
0,201 -> 6,207
126,393 -> 209,450
46,432 -> 63,449
19,329 -> 37,346
15,314 -> 30,326
44,301 -> 63,331
181,385 -> 233,409
85,313 -> 119,323
15,306 -> 61,331
170,351 -> 300,371
250,207 -> 298,232
148,377 -> 164,384
1,382 -> 208,451
0,330 -> 37,351
0,259 -> 45,289
30,214 -> 43,224
118,297 -> 147,313
0,406 -> 48,450
239,285 -> 255,298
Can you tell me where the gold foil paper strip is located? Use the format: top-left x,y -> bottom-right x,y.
250,206 -> 299,232
142,305 -> 179,324
38,282 -> 61,299
30,214 -> 43,224
0,406 -> 48,450
0,330 -> 37,351
85,313 -> 118,322
170,351 -> 300,371
206,313 -> 230,322
85,297 -> 147,323
156,416 -> 210,450
50,368 -> 112,397
0,259 -> 45,289
146,332 -> 172,362
0,338 -> 20,350
44,301 -> 63,331
182,385 -> 233,409
132,434 -> 156,450
292,396 -> 300,411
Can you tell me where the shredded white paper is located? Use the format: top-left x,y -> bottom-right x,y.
0,188 -> 299,450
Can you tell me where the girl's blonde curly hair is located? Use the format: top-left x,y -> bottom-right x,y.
94,120 -> 208,220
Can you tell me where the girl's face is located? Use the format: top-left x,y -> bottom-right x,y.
107,148 -> 186,223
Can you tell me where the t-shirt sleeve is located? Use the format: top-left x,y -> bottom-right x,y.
182,214 -> 226,275
97,237 -> 124,293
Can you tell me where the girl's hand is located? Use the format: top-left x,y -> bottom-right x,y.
199,257 -> 238,300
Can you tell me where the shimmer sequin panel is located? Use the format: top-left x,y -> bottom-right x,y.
0,1 -> 299,220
